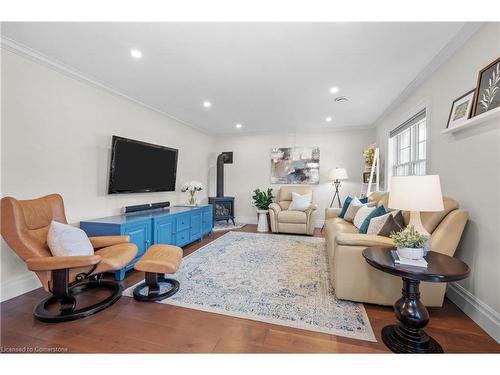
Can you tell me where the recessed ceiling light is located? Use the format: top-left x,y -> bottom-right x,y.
329,87 -> 339,94
235,123 -> 243,129
203,101 -> 212,108
325,117 -> 332,123
334,96 -> 349,102
130,49 -> 142,59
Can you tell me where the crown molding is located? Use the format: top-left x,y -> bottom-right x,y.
372,22 -> 484,128
0,36 -> 214,136
215,123 -> 375,137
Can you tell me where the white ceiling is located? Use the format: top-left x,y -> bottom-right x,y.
2,22 -> 466,134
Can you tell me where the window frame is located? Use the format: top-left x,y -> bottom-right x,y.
386,101 -> 431,189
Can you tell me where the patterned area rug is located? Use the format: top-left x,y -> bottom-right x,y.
212,221 -> 247,232
123,231 -> 375,342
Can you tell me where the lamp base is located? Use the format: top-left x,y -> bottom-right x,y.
409,211 -> 430,236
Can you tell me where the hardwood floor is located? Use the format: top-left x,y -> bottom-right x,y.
1,225 -> 499,353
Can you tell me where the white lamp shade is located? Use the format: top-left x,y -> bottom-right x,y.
388,175 -> 444,212
328,168 -> 348,181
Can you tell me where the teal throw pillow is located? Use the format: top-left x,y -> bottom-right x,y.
359,205 -> 387,234
338,196 -> 353,218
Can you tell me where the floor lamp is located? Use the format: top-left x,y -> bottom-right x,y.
328,168 -> 348,208
322,168 -> 348,232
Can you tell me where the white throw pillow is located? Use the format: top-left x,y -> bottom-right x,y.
343,197 -> 365,223
288,192 -> 312,211
353,205 -> 376,229
47,221 -> 94,257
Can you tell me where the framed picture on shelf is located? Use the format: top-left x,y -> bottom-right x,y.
472,56 -> 500,116
446,89 -> 475,129
363,172 -> 376,184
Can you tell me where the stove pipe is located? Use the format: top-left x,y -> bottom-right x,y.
216,152 -> 233,197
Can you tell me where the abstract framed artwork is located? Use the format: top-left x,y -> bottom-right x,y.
472,56 -> 500,116
270,147 -> 320,184
446,89 -> 475,129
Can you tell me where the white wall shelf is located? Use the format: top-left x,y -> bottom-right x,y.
441,106 -> 500,135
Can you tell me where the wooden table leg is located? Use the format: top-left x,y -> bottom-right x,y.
382,277 -> 444,353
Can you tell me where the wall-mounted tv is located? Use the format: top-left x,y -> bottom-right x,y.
108,136 -> 178,194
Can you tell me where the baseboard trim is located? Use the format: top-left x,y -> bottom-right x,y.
1,272 -> 41,302
235,216 -> 324,229
447,283 -> 500,343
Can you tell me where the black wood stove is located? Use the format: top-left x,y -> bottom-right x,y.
209,152 -> 235,225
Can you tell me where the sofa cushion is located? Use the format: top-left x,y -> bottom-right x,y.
353,205 -> 376,229
402,196 -> 459,234
326,220 -> 359,237
278,210 -> 307,224
367,212 -> 403,237
338,196 -> 353,218
344,198 -> 364,222
359,205 -> 387,234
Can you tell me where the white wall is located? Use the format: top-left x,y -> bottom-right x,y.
374,23 -> 500,342
1,49 -> 215,301
214,128 -> 375,225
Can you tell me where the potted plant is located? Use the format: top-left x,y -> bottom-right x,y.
181,181 -> 204,206
252,188 -> 274,232
363,143 -> 376,168
390,225 -> 429,260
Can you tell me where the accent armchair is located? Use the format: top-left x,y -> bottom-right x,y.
0,194 -> 138,322
268,186 -> 317,235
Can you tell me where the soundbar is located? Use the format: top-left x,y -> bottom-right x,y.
124,201 -> 170,213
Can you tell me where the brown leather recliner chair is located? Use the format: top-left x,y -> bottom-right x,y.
0,194 -> 138,323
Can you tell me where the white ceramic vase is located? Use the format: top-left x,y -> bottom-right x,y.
397,247 -> 424,260
257,209 -> 269,233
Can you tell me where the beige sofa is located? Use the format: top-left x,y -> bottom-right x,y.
269,186 -> 317,235
325,191 -> 468,307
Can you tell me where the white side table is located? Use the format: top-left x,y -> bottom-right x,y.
256,209 -> 269,232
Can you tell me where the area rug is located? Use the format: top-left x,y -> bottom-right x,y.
212,221 -> 246,232
123,231 -> 376,342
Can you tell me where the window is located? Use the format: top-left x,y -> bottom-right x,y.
389,109 -> 427,177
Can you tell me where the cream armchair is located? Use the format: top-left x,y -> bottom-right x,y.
325,191 -> 469,307
269,186 -> 317,235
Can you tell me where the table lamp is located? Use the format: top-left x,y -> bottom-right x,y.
388,175 -> 444,236
327,168 -> 349,208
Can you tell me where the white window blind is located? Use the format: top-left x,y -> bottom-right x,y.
389,109 -> 427,177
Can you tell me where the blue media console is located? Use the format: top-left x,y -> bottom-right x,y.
80,204 -> 213,280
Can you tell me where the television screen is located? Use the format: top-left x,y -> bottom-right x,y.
108,136 -> 178,194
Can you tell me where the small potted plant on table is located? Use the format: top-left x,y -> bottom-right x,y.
252,188 -> 274,233
390,225 -> 429,260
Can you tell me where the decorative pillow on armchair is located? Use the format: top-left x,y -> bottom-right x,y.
47,220 -> 94,257
288,192 -> 312,211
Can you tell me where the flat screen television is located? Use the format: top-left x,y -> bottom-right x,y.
108,136 -> 178,194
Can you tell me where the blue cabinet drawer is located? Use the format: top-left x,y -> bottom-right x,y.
176,228 -> 191,247
176,213 -> 190,232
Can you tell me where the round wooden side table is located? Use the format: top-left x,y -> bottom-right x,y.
362,247 -> 470,354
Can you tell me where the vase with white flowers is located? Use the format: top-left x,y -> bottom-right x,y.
181,181 -> 204,206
